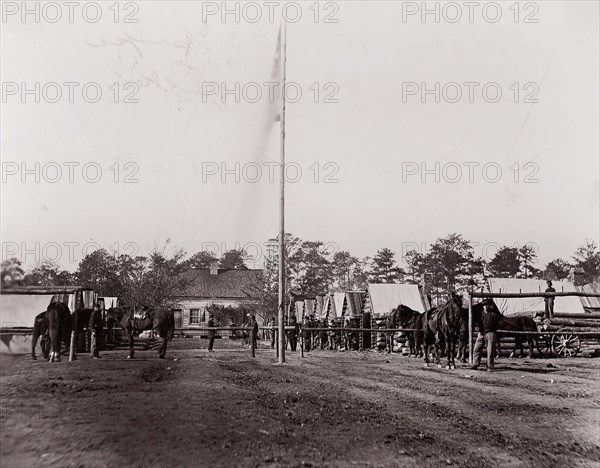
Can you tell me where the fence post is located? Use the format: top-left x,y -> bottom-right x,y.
468,292 -> 473,365
69,331 -> 76,361
301,332 -> 304,358
69,310 -> 77,361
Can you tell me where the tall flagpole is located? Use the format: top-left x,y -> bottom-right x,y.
278,21 -> 288,364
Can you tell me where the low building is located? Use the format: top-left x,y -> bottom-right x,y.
172,264 -> 263,332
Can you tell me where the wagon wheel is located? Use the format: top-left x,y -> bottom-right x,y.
551,328 -> 580,358
537,333 -> 554,358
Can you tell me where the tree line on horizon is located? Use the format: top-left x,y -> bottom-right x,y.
2,234 -> 599,317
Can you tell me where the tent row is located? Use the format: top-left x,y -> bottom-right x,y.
290,283 -> 430,322
290,277 -> 597,322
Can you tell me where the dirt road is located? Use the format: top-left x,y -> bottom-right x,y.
1,342 -> 599,467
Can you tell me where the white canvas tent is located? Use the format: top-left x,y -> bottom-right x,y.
364,283 -> 428,317
0,294 -> 55,328
294,300 -> 305,321
342,292 -> 366,317
333,293 -> 345,318
487,278 -> 586,316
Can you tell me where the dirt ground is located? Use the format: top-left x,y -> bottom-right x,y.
1,339 -> 599,468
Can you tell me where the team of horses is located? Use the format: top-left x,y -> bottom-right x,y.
32,301 -> 175,362
386,295 -> 541,368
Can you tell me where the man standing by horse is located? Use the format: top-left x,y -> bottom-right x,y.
89,303 -> 103,359
471,302 -> 502,372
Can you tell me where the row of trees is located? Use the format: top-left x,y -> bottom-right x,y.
263,234 -> 599,299
2,235 -> 599,318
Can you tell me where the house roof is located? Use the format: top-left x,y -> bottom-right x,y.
177,269 -> 263,299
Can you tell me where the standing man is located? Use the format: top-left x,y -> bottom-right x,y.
302,317 -> 311,352
288,316 -> 299,352
545,280 -> 556,320
207,312 -> 216,353
269,316 -> 276,349
471,302 -> 501,372
249,314 -> 259,357
89,303 -> 103,359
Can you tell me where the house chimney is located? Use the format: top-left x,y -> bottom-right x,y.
210,261 -> 219,275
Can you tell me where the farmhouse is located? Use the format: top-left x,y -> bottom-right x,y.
172,264 -> 263,330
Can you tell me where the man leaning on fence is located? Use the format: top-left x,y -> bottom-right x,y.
89,303 -> 103,359
471,302 -> 501,372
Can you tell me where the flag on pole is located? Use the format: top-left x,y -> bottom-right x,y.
270,26 -> 283,123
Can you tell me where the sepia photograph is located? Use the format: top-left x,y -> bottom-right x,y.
1,1 -> 599,467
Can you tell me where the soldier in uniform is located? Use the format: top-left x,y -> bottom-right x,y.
544,280 -> 556,319
302,317 -> 312,352
89,303 -> 103,359
269,316 -> 276,349
287,316 -> 299,352
471,302 -> 502,372
319,319 -> 328,350
207,313 -> 216,352
249,314 -> 259,357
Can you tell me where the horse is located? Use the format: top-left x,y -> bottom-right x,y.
385,307 -> 402,353
415,307 -> 439,366
46,301 -> 72,362
70,308 -> 94,357
497,315 -> 540,358
393,304 -> 422,357
106,306 -> 175,359
459,300 -> 540,360
31,311 -> 49,360
422,295 -> 463,369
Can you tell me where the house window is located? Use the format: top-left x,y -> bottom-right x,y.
189,309 -> 200,325
201,309 -> 206,323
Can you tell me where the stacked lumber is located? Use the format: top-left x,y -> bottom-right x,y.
371,317 -> 387,350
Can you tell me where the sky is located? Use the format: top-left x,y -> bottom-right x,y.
1,0 -> 599,273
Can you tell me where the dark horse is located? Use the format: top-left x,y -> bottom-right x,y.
106,306 -> 174,359
459,300 -> 540,360
388,305 -> 422,356
497,314 -> 540,358
415,307 -> 438,365
31,311 -> 49,360
422,295 -> 463,369
70,308 -> 94,358
385,308 -> 402,353
46,301 -> 72,362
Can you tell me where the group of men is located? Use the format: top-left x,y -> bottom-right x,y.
207,313 -> 260,353
266,316 -> 358,353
